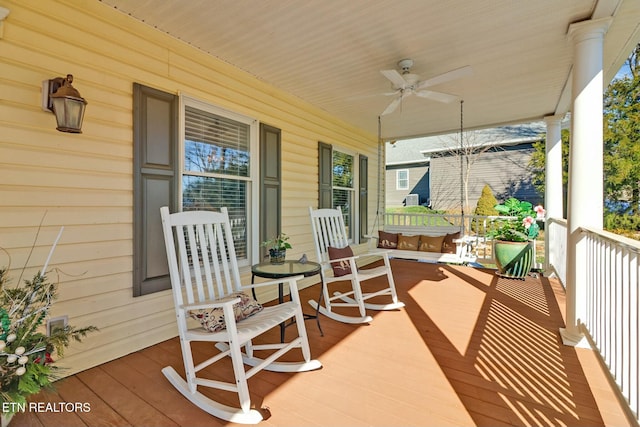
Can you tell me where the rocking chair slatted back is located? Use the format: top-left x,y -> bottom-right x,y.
310,207 -> 349,265
308,206 -> 405,325
167,208 -> 241,307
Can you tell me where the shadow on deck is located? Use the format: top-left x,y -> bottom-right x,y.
10,260 -> 634,427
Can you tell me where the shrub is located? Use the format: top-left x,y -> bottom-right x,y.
474,185 -> 499,216
604,213 -> 640,240
471,185 -> 499,232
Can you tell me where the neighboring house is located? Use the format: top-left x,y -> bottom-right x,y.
385,124 -> 546,211
385,155 -> 431,207
0,1 -> 379,376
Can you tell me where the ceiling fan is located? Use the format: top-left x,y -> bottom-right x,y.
379,59 -> 472,116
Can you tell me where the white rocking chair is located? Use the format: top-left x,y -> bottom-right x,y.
308,207 -> 404,324
160,207 -> 321,424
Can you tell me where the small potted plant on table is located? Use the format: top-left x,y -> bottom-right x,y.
261,233 -> 292,265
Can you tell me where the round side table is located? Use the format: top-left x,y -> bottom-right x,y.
251,260 -> 323,342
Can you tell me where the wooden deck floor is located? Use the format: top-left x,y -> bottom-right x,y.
10,260 -> 636,427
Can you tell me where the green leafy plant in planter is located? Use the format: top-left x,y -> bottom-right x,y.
488,198 -> 545,242
261,233 -> 292,264
488,198 -> 545,278
1,232 -> 98,422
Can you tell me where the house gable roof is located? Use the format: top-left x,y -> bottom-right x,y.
386,122 -> 546,166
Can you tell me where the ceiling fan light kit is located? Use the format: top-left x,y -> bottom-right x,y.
398,58 -> 414,71
379,59 -> 472,116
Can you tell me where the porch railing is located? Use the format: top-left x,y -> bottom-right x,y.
581,226 -> 640,421
382,212 -> 514,262
548,220 -> 640,421
383,212 -> 466,228
382,212 -> 639,420
545,217 -> 567,284
383,212 -> 507,230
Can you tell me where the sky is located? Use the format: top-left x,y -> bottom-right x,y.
614,61 -> 633,80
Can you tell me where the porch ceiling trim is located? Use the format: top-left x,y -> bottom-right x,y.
99,0 -> 640,140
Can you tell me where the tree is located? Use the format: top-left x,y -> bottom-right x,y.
431,129 -> 497,216
428,123 -> 542,229
603,44 -> 640,215
528,128 -> 570,208
528,43 -> 640,226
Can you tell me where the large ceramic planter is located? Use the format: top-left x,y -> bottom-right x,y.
493,240 -> 534,279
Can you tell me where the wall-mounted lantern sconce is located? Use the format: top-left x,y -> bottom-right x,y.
0,7 -> 10,39
42,74 -> 87,133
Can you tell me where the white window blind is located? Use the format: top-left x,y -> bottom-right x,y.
332,150 -> 354,239
182,105 -> 251,259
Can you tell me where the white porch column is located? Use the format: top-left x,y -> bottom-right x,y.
544,114 -> 565,219
561,18 -> 612,346
544,114 -> 565,272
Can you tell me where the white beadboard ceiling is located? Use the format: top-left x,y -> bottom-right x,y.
100,0 -> 640,140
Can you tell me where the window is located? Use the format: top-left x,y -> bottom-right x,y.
332,150 -> 355,240
133,86 -> 260,296
396,169 -> 409,190
181,97 -> 257,265
319,142 -> 367,243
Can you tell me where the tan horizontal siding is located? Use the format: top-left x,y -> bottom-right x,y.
0,0 -> 379,378
0,224 -> 130,250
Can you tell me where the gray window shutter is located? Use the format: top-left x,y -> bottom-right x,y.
260,124 -> 281,260
133,83 -> 178,297
318,141 -> 332,208
359,154 -> 368,241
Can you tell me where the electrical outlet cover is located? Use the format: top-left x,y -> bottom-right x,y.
47,315 -> 68,336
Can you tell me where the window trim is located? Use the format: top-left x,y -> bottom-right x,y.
396,169 -> 409,190
179,94 -> 259,266
332,146 -> 358,243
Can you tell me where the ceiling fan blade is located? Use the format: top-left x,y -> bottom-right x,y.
415,90 -> 459,103
380,69 -> 407,88
381,97 -> 402,116
417,65 -> 473,90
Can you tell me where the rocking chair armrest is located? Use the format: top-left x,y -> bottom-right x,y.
321,254 -> 361,265
179,298 -> 241,311
364,249 -> 392,263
